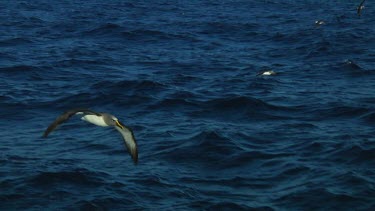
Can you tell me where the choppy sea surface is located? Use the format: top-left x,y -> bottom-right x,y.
1,1 -> 375,210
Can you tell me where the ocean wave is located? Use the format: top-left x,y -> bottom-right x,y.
205,202 -> 272,211
58,143 -> 114,153
155,130 -> 242,165
330,145 -> 375,164
305,40 -> 332,59
91,79 -> 167,92
189,96 -> 296,121
0,193 -> 25,202
278,122 -> 317,130
0,65 -> 42,72
82,23 -> 123,36
0,95 -> 39,114
360,111 -> 375,123
54,58 -> 104,68
0,37 -> 33,47
270,29 -> 315,45
121,29 -> 199,43
168,73 -> 204,86
72,197 -> 137,210
28,168 -> 107,187
199,21 -> 260,36
225,151 -> 294,168
48,88 -> 155,110
274,187 -> 364,210
122,29 -> 171,38
74,200 -> 111,211
148,98 -> 199,111
204,96 -> 280,111
166,90 -> 198,101
306,104 -> 371,120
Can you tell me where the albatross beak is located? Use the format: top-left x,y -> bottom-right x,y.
115,120 -> 125,129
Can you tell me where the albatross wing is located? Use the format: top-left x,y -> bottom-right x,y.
43,108 -> 101,138
115,124 -> 138,164
357,0 -> 366,16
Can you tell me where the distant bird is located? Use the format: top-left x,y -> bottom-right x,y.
345,59 -> 362,69
315,20 -> 325,26
357,0 -> 366,17
43,109 -> 138,164
257,70 -> 277,76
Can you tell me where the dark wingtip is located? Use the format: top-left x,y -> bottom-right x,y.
132,152 -> 138,165
42,130 -> 50,138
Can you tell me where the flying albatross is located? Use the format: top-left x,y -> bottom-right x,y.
357,0 -> 366,17
43,108 -> 138,164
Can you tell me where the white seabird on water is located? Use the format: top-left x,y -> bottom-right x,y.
43,108 -> 138,164
257,70 -> 277,76
357,0 -> 367,17
315,20 -> 325,26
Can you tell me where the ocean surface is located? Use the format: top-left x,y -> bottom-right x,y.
1,0 -> 374,210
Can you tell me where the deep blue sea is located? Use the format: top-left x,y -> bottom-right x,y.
1,0 -> 375,210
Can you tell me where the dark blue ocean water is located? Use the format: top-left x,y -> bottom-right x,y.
1,0 -> 375,210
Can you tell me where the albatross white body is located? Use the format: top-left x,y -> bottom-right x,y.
81,115 -> 109,127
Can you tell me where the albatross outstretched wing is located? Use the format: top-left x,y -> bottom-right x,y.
43,108 -> 101,138
114,123 -> 138,164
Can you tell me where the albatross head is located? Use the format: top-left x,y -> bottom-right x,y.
103,114 -> 125,129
